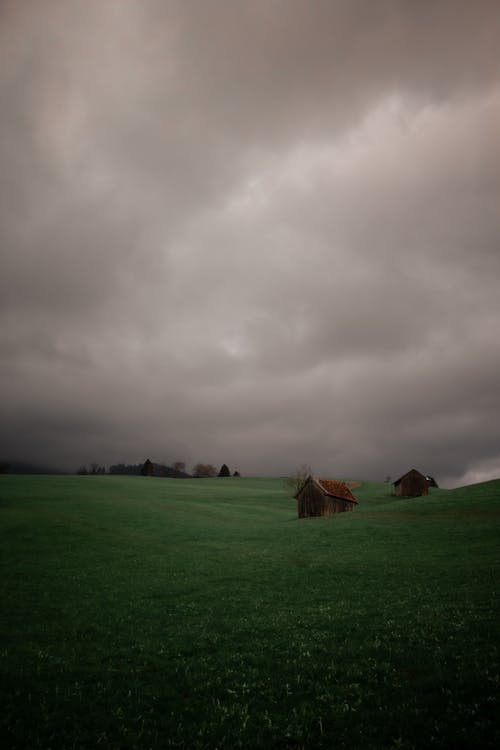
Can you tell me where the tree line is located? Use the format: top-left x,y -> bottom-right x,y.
76,461 -> 240,478
192,462 -> 239,478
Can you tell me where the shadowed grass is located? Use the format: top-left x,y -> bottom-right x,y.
0,475 -> 499,749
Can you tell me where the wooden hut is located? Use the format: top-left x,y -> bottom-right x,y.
296,477 -> 358,518
393,469 -> 429,497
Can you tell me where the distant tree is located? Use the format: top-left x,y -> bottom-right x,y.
77,465 -> 88,475
192,463 -> 216,478
109,463 -> 143,475
284,464 -> 312,496
141,459 -> 155,476
88,463 -> 106,475
1,460 -> 62,475
384,475 -> 392,484
218,463 -> 231,477
173,461 -> 186,474
109,460 -> 191,478
0,461 -> 11,474
233,470 -> 240,477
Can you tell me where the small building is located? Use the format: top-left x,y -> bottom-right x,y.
393,469 -> 429,497
296,476 -> 358,518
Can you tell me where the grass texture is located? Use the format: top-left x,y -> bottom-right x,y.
0,475 -> 499,749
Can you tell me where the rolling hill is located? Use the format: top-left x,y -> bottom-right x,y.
0,475 -> 498,749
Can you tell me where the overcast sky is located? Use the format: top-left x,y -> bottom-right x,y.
1,0 -> 499,486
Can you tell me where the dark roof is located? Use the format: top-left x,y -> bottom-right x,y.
393,468 -> 427,486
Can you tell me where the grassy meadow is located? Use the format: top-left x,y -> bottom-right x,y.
1,474 -> 499,749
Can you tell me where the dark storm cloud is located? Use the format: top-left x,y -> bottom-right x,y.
1,0 -> 499,485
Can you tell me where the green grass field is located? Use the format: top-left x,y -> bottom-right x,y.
1,475 -> 499,749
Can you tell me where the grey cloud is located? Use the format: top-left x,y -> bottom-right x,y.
1,1 -> 499,486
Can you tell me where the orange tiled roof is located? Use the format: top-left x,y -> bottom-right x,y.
317,478 -> 358,503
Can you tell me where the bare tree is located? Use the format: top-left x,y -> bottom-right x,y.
173,461 -> 186,474
284,464 -> 312,496
192,463 -> 217,478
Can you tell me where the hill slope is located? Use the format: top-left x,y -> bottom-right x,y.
0,475 -> 499,749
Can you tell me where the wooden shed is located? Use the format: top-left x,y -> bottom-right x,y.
393,468 -> 429,497
296,477 -> 358,518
